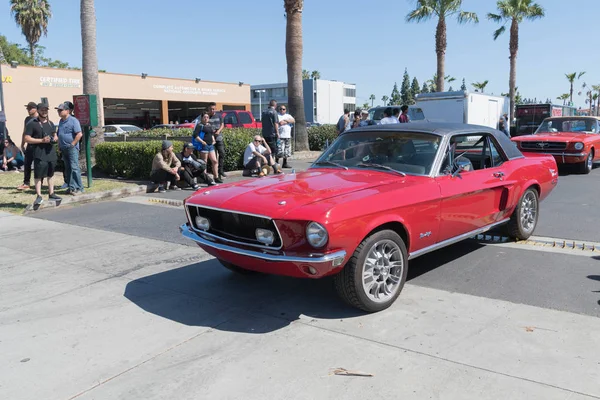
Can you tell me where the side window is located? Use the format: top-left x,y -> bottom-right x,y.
441,134 -> 506,173
238,112 -> 253,124
223,112 -> 238,125
488,137 -> 506,167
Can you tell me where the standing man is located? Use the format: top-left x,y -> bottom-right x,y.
380,108 -> 398,124
336,109 -> 350,135
23,103 -> 61,206
17,102 -> 39,190
261,100 -> 279,157
498,113 -> 510,137
56,102 -> 84,195
399,105 -> 410,123
277,104 -> 294,168
208,102 -> 227,180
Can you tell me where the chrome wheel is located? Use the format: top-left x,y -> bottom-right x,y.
587,152 -> 593,170
362,240 -> 404,303
520,191 -> 537,234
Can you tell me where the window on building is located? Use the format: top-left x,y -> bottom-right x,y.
273,88 -> 285,97
344,103 -> 356,112
344,88 -> 356,97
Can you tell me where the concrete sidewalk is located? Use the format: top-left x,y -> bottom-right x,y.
1,211 -> 599,400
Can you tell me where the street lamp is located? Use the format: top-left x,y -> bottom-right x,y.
255,89 -> 266,119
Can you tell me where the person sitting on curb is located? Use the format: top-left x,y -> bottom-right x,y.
242,135 -> 282,177
2,138 -> 24,171
176,143 -> 216,190
150,140 -> 181,193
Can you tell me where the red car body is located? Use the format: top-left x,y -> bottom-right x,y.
181,123 -> 558,311
177,110 -> 261,130
511,116 -> 600,174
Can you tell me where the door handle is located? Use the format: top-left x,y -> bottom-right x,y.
493,172 -> 505,178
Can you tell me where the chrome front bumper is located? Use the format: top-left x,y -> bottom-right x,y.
180,223 -> 347,264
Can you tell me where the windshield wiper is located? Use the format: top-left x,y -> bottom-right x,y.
356,163 -> 406,176
314,161 -> 348,170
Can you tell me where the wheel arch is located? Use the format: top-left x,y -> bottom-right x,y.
362,220 -> 410,253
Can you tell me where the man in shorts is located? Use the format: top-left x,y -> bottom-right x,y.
24,103 -> 61,205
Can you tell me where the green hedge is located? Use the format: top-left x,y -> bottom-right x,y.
95,126 -> 336,179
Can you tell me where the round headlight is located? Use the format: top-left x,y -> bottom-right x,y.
195,216 -> 210,231
574,142 -> 584,151
306,222 -> 328,248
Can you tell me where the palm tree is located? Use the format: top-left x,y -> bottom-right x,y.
302,69 -> 310,80
382,95 -> 389,106
488,0 -> 544,125
592,85 -> 600,116
406,0 -> 478,93
427,74 -> 456,92
593,93 -> 599,116
310,70 -> 320,80
81,0 -> 104,144
557,93 -> 569,106
369,94 -> 376,107
10,0 -> 52,65
472,80 -> 489,93
284,0 -> 308,151
565,72 -> 586,105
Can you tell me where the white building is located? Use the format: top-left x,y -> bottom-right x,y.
251,79 -> 356,124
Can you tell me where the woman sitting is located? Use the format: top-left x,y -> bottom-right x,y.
2,138 -> 24,171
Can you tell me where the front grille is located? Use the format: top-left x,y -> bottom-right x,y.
520,141 -> 567,151
187,205 -> 282,248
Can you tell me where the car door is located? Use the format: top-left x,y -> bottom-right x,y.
223,112 -> 239,128
435,133 -> 513,241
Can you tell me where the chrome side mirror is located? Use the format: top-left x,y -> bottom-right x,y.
452,157 -> 472,178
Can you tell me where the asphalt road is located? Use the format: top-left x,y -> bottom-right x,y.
31,163 -> 600,318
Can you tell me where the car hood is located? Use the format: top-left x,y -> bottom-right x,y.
185,169 -> 401,219
513,132 -> 589,142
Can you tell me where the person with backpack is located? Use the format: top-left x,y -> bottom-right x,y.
192,111 -> 221,183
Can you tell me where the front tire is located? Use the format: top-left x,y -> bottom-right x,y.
218,259 -> 261,275
334,230 -> 408,313
507,187 -> 539,240
579,150 -> 594,174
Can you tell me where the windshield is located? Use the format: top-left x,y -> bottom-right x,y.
536,119 -> 598,134
121,125 -> 142,132
313,131 -> 441,176
367,107 -> 425,122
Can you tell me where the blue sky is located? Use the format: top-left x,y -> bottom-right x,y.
1,0 -> 598,109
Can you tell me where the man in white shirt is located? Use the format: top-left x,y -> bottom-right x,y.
243,135 -> 283,177
277,105 -> 295,168
379,107 -> 399,124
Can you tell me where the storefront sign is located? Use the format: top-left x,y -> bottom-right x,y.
152,84 -> 226,96
73,94 -> 98,126
1,76 -> 12,83
40,76 -> 81,88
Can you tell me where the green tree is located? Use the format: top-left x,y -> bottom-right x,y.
565,72 -> 586,105
448,86 -> 454,91
310,70 -> 320,79
0,35 -> 31,65
382,95 -> 389,106
421,82 -> 430,94
10,0 -> 52,65
284,0 -> 308,150
410,77 -> 421,102
390,82 -> 401,105
426,74 -> 455,92
406,0 -> 478,93
460,78 -> 467,91
556,94 -> 569,105
472,80 -> 489,93
302,69 -> 310,80
592,85 -> 600,116
369,94 -> 376,107
362,102 -> 370,109
488,0 -> 545,124
400,68 -> 413,105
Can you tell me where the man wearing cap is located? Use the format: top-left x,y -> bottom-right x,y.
176,143 -> 216,190
23,103 -> 61,205
17,102 -> 39,190
56,101 -> 84,195
151,140 -> 181,193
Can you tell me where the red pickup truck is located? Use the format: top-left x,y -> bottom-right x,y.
177,110 -> 261,129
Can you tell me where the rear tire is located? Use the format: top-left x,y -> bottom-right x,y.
579,150 -> 594,174
507,187 -> 539,240
218,259 -> 261,275
334,230 -> 408,313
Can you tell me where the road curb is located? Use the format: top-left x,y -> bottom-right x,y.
23,185 -> 148,214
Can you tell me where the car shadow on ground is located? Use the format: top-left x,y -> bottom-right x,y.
123,241 -> 483,334
558,163 -> 600,176
588,275 -> 600,305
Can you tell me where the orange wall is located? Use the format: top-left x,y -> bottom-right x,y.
0,64 -> 250,136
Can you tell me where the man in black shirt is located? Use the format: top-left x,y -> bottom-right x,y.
208,102 -> 227,180
261,100 -> 279,157
17,102 -> 39,190
175,143 -> 216,189
24,103 -> 61,206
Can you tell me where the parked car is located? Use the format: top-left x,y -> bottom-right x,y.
103,124 -> 143,136
150,124 -> 178,130
177,110 -> 262,129
511,116 -> 600,174
180,123 -> 558,312
367,105 -> 426,124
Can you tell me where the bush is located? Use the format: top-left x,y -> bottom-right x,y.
123,128 -> 193,138
308,125 -> 337,151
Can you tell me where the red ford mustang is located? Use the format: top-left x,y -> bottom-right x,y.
181,123 -> 558,312
511,116 -> 600,174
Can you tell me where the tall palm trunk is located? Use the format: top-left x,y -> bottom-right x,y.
80,0 -> 103,146
29,42 -> 35,65
285,1 -> 308,151
508,18 -> 518,125
435,16 -> 447,93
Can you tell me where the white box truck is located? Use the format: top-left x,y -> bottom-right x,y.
415,91 -> 509,129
